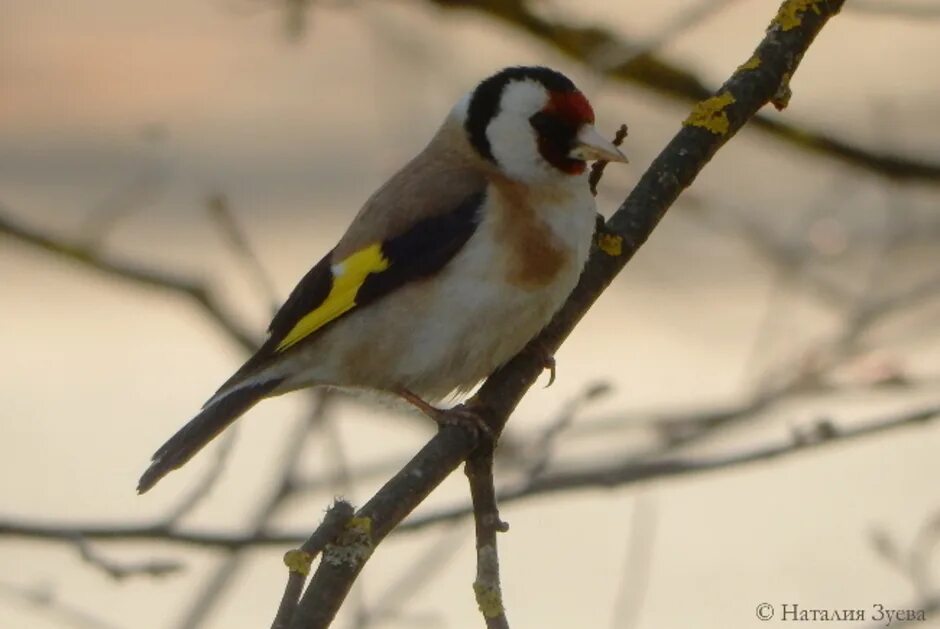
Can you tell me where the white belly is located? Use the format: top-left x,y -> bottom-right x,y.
281,182 -> 597,401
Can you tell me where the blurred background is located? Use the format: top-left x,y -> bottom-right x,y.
2,1 -> 940,627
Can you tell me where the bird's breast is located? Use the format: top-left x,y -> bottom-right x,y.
488,176 -> 594,289
284,177 -> 597,401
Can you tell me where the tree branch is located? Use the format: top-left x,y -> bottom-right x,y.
272,500 -> 355,629
466,448 -> 510,629
0,202 -> 257,352
285,2 -> 849,625
402,402 -> 940,533
428,0 -> 940,184
1,400 -> 934,551
175,391 -> 333,629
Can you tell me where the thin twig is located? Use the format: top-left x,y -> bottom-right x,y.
908,511 -> 940,598
162,429 -> 239,525
0,580 -> 126,629
175,391 -> 333,629
2,402 -> 935,550
364,522 -> 465,626
590,0 -> 742,72
207,193 -> 281,315
520,381 -> 612,482
0,402 -> 932,546
401,403 -> 940,534
870,507 -> 940,604
272,500 -> 355,629
2,13 -> 859,623
80,167 -> 169,247
609,494 -> 658,629
466,448 -> 510,629
0,202 -> 257,352
589,124 -> 629,197
73,536 -> 182,580
427,0 -> 940,184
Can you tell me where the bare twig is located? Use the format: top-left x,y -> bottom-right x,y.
280,0 -> 940,182
588,124 -> 629,197
175,391 -> 332,629
73,536 -> 182,580
207,193 -> 281,315
0,580 -> 126,629
163,430 -> 239,525
364,522 -> 465,626
272,500 -> 355,629
0,519 -> 302,549
520,381 -> 612,482
871,507 -> 940,604
1,9 -> 857,624
426,0 -> 940,184
591,0 -> 742,70
80,167 -> 169,247
609,494 -> 658,629
284,6 -> 856,613
0,202 -> 257,351
401,403 -> 940,533
907,511 -> 940,598
466,448 -> 510,629
3,401 -> 935,551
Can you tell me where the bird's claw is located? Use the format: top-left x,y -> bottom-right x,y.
543,355 -> 556,388
398,389 -> 494,441
436,404 -> 494,441
532,342 -> 556,388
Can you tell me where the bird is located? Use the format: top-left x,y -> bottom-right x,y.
137,65 -> 627,494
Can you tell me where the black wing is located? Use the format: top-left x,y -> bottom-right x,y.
217,189 -> 485,390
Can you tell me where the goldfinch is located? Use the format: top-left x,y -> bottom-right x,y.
138,66 -> 626,493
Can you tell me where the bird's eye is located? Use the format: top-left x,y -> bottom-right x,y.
529,110 -> 576,151
529,111 -> 556,135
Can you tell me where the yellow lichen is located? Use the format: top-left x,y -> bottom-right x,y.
323,517 -> 373,567
773,0 -> 822,31
345,516 -> 372,536
737,54 -> 761,72
283,549 -> 314,575
597,233 -> 623,256
683,92 -> 736,135
473,582 -> 504,618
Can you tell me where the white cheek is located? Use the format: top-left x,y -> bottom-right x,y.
486,81 -> 555,183
487,114 -> 545,181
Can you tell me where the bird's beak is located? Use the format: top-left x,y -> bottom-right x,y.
569,125 -> 628,163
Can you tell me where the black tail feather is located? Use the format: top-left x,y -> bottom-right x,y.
137,379 -> 283,493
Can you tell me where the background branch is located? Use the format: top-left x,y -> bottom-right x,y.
428,0 -> 940,184
0,203 -> 257,352
4,1 -> 937,626
2,400 -> 934,551
466,449 -> 510,629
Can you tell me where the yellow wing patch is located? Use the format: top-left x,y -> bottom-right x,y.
276,244 -> 389,352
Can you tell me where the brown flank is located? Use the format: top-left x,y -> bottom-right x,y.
490,176 -> 569,288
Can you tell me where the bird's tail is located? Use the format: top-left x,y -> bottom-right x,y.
137,378 -> 283,494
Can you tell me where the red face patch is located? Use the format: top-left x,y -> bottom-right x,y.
546,90 -> 595,126
530,89 -> 596,175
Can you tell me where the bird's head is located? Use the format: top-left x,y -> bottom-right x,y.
456,66 -> 626,184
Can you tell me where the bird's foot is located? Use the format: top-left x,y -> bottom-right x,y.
397,389 -> 494,441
